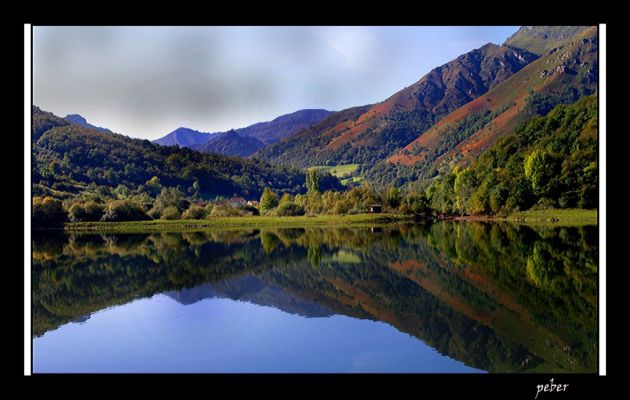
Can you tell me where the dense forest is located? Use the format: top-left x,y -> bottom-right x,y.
33,106 -> 344,201
424,94 -> 598,215
32,106 -> 346,223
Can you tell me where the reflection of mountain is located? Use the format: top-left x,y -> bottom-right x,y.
163,275 -> 333,318
32,223 -> 597,372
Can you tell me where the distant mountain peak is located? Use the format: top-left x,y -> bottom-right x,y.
152,109 -> 333,156
152,127 -> 218,147
64,113 -> 112,134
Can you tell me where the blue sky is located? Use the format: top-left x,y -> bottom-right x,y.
33,26 -> 519,140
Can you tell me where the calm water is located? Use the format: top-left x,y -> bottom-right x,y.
32,222 -> 598,373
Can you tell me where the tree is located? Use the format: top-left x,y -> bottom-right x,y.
182,204 -> 207,220
260,187 -> 279,210
306,169 -> 319,195
279,192 -> 292,205
152,187 -> 189,215
32,196 -> 66,225
386,186 -> 401,209
276,202 -> 305,216
160,206 -> 181,220
524,149 -> 557,197
453,168 -> 476,213
114,184 -> 131,199
100,200 -> 149,222
67,200 -> 104,222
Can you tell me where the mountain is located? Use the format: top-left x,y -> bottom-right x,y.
504,26 -> 592,56
236,108 -> 333,145
152,127 -> 219,147
194,130 -> 266,157
378,26 -> 598,187
164,274 -> 333,318
32,107 -> 344,200
152,109 -> 333,154
255,43 -> 538,167
64,114 -> 112,134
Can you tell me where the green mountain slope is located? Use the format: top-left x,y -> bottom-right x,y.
426,94 -> 598,214
32,107 -> 343,201
375,26 -> 597,189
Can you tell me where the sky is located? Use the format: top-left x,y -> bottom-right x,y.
33,26 -> 519,140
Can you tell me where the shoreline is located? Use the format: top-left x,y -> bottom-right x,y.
452,208 -> 597,226
36,208 -> 598,233
60,213 -> 415,233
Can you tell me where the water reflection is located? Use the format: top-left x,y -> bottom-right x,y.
32,222 -> 597,373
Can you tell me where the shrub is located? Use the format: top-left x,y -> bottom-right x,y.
32,196 -> 67,225
276,202 -> 305,216
242,205 -> 260,216
147,207 -> 161,220
160,206 -> 181,220
101,200 -> 149,222
67,200 -> 104,222
210,205 -> 232,217
181,205 -> 207,220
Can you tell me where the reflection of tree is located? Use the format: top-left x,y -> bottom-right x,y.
526,242 -> 561,288
422,221 -> 598,371
307,245 -> 321,267
32,222 -> 597,372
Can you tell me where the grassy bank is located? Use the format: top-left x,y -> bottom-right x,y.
509,208 -> 597,225
63,213 -> 413,232
455,208 -> 597,226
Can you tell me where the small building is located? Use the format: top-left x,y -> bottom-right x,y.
369,204 -> 382,213
247,200 -> 259,207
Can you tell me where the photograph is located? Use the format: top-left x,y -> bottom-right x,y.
24,23 -> 604,384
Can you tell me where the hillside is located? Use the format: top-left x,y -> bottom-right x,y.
32,107 -> 343,201
64,114 -> 112,134
194,130 -> 266,157
426,94 -> 598,214
504,26 -> 592,56
255,43 -> 538,167
32,106 -> 69,141
376,26 -> 598,188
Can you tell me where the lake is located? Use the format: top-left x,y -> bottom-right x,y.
31,221 -> 598,373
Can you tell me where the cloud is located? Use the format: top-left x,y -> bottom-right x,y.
33,26 -> 519,139
318,27 -> 380,70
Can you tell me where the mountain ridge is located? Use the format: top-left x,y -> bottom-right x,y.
64,114 -> 113,134
152,109 -> 333,157
194,130 -> 266,158
383,26 -> 598,184
255,42 -> 538,167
